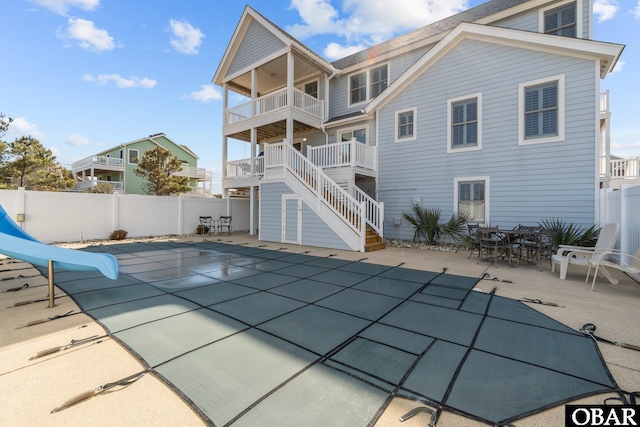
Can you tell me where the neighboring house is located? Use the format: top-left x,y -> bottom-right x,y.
71,133 -> 213,196
214,0 -> 624,252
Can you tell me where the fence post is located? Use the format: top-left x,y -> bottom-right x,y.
16,187 -> 26,229
178,194 -> 184,236
113,192 -> 119,231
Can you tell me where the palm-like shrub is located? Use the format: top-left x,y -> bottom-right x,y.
538,218 -> 600,250
402,206 -> 471,245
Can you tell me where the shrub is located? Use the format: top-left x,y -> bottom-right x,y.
109,229 -> 128,240
90,183 -> 113,194
401,205 -> 471,245
196,225 -> 210,234
538,218 -> 600,250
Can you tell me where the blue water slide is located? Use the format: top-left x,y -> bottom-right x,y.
0,205 -> 118,279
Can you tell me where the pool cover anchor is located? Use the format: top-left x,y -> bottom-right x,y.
580,323 -> 640,351
50,371 -> 146,413
15,310 -> 75,329
29,335 -> 103,360
520,297 -> 564,308
400,406 -> 438,426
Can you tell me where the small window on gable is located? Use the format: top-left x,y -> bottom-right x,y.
519,75 -> 564,145
370,65 -> 388,98
128,149 -> 139,164
448,93 -> 481,153
544,2 -> 576,37
455,178 -> 488,224
350,72 -> 367,105
348,63 -> 389,106
395,108 -> 416,142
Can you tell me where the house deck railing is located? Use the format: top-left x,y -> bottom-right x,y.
75,180 -> 124,191
307,139 -> 377,171
601,156 -> 640,179
600,90 -> 609,114
72,155 -> 124,171
174,165 -> 207,179
225,87 -> 325,125
225,157 -> 265,179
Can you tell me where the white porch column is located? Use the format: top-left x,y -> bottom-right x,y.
251,69 -> 257,118
286,51 -> 294,143
222,83 -> 229,198
250,185 -> 257,236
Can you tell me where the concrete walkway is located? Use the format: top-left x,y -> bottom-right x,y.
1,233 -> 639,426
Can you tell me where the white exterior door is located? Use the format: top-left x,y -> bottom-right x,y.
282,195 -> 301,244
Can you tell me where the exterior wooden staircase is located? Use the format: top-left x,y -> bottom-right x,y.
365,226 -> 386,252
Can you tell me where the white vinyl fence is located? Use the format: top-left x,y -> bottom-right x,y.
599,185 -> 640,265
0,188 -> 249,244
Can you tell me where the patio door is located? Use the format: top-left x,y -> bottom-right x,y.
282,195 -> 301,244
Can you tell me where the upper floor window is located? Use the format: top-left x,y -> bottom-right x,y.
348,63 -> 389,106
304,81 -> 318,98
519,75 -> 565,145
128,149 -> 139,164
448,93 -> 482,153
544,2 -> 576,37
395,107 -> 416,142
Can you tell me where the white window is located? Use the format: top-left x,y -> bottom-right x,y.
395,107 -> 417,142
348,63 -> 389,106
128,149 -> 139,164
539,0 -> 582,38
454,177 -> 489,224
302,80 -> 318,98
340,128 -> 367,144
447,93 -> 482,153
519,75 -> 565,145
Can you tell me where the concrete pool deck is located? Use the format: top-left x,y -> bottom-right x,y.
1,233 -> 639,426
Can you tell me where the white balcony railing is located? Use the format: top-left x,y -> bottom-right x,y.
601,156 -> 640,179
75,180 -> 124,191
600,90 -> 609,114
72,155 -> 124,171
307,139 -> 377,171
225,157 -> 265,179
225,87 -> 325,126
174,165 -> 207,179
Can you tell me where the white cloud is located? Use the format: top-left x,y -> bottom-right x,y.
323,42 -> 368,60
611,140 -> 640,157
611,60 -> 624,73
287,0 -> 468,57
59,18 -> 114,52
64,133 -> 98,147
4,117 -> 46,141
593,0 -> 619,22
635,0 -> 640,19
27,0 -> 99,16
169,19 -> 204,55
189,85 -> 222,102
83,73 -> 157,88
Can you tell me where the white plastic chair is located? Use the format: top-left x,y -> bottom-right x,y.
551,223 -> 619,281
586,248 -> 640,290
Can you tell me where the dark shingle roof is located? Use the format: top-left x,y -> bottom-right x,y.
331,0 -> 531,69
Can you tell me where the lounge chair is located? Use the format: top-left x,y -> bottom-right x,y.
551,222 -> 619,281
586,247 -> 640,290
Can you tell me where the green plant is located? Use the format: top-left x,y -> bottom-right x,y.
401,205 -> 471,245
109,229 -> 128,240
90,183 -> 114,194
196,225 -> 210,234
538,218 -> 600,250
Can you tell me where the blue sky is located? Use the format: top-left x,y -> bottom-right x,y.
2,0 -> 638,194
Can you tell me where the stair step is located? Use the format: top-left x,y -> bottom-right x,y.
365,241 -> 386,252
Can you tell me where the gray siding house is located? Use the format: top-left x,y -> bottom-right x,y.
213,0 -> 624,252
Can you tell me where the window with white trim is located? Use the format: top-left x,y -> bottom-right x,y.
348,63 -> 389,106
304,80 -> 318,98
395,108 -> 416,142
340,128 -> 366,144
128,149 -> 139,164
455,178 -> 488,224
544,2 -> 576,37
519,75 -> 564,145
448,93 -> 482,152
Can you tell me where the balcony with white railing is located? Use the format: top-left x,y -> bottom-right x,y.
307,139 -> 377,172
225,87 -> 325,126
225,157 -> 265,180
600,90 -> 609,114
601,156 -> 640,180
173,165 -> 207,179
72,155 -> 124,172
75,180 -> 124,192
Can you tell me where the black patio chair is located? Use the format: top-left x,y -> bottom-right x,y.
219,216 -> 232,234
477,227 -> 511,267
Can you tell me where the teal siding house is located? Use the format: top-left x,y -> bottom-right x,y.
72,133 -> 211,196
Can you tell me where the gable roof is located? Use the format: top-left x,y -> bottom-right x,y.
97,133 -> 199,160
332,0 -> 532,70
213,6 -> 336,86
364,22 -> 624,114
